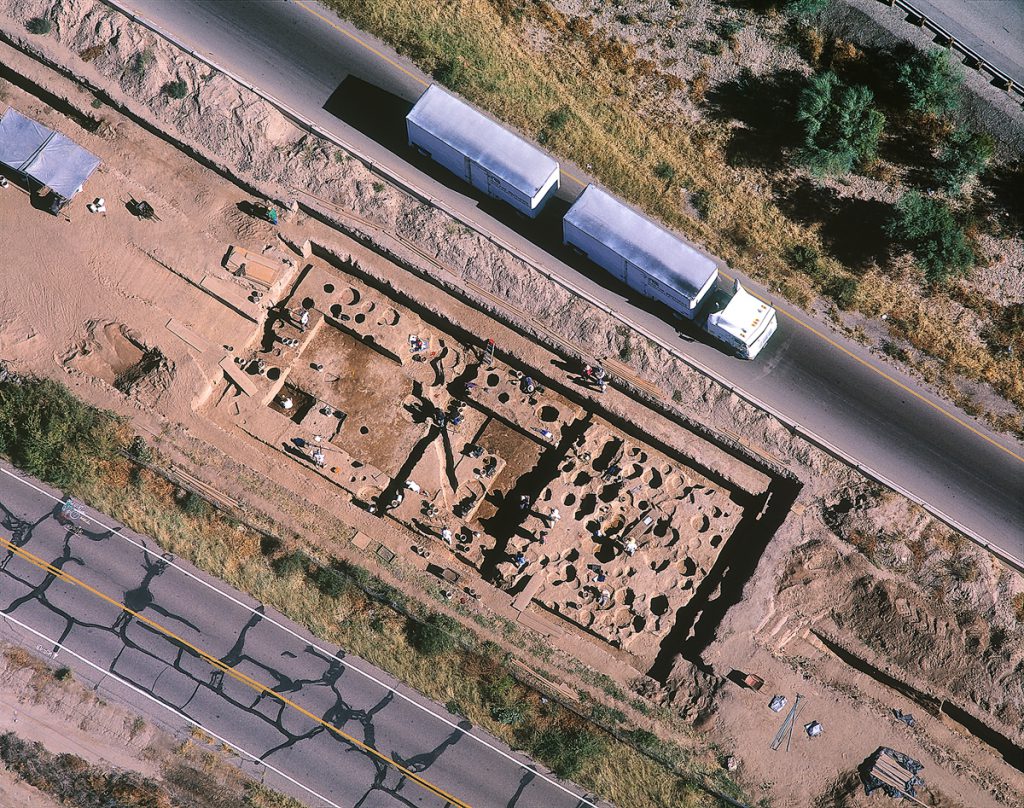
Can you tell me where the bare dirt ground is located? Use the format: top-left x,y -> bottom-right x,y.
0,643 -> 282,808
0,5 -> 1022,807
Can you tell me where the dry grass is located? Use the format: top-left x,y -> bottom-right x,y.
323,0 -> 1024,432
77,465 -> 726,808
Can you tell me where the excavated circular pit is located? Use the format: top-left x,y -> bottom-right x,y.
539,405 -> 559,422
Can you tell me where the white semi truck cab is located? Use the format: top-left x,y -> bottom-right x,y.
705,280 -> 778,359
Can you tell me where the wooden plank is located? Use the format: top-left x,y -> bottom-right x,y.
224,246 -> 281,288
516,607 -> 563,638
201,274 -> 261,322
220,356 -> 258,397
509,659 -> 578,703
603,358 -> 664,399
165,318 -> 211,353
512,573 -> 546,612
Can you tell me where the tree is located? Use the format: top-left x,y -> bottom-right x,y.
935,127 -> 994,193
163,79 -> 188,99
26,17 -> 52,35
885,192 -> 973,283
408,613 -> 459,656
796,71 -> 884,175
894,48 -> 961,116
781,0 -> 829,17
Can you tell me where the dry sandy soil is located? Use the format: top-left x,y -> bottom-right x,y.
0,642 -> 284,808
0,4 -> 1022,807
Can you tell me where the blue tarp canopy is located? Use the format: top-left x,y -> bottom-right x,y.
0,107 -> 100,199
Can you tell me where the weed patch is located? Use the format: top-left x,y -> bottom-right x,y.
0,374 -> 737,807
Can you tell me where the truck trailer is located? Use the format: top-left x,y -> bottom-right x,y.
705,280 -> 778,359
563,184 -> 719,319
406,85 -> 560,218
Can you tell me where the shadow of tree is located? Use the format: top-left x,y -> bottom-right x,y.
976,160 -> 1024,238
706,68 -> 806,168
776,176 -> 892,269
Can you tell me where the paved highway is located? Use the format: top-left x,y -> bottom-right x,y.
906,0 -> 1024,88
121,0 -> 1023,556
0,461 -> 605,808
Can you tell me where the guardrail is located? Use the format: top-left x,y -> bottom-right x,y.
101,0 -> 1024,574
879,0 -> 1024,104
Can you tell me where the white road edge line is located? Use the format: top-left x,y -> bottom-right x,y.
0,466 -> 602,808
0,610 -> 346,808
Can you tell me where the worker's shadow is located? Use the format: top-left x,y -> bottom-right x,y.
282,442 -> 309,462
236,200 -> 267,219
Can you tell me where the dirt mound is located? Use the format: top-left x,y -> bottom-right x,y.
814,768 -> 966,808
798,487 -> 1024,747
64,321 -> 173,404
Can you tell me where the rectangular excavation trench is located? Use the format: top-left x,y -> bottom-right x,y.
297,244 -> 801,678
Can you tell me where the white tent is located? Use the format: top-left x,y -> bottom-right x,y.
0,108 -> 100,200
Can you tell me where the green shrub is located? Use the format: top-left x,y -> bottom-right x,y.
433,58 -> 466,89
589,702 -> 627,726
795,72 -> 884,175
895,48 -> 961,116
408,613 -> 459,655
781,0 -> 829,17
131,48 -> 155,76
54,666 -> 72,682
545,106 -> 571,132
127,435 -> 153,464
164,78 -> 188,99
309,564 -> 349,598
935,127 -> 994,193
529,725 -> 605,778
272,550 -> 310,577
491,703 -> 528,725
481,673 -> 517,706
26,17 -> 52,35
787,244 -> 824,279
0,377 -> 123,491
886,192 -> 973,284
690,188 -> 711,218
825,274 -> 859,309
180,491 -> 210,518
653,161 -> 676,183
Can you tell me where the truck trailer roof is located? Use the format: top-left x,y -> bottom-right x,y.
406,85 -> 559,199
564,185 -> 718,298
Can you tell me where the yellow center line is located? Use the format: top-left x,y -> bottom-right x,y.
717,270 -> 1024,465
0,535 -> 470,808
291,0 -> 1023,467
293,0 -> 428,87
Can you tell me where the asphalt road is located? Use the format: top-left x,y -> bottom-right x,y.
0,461 -> 605,808
908,0 -> 1024,87
122,0 -> 1024,556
